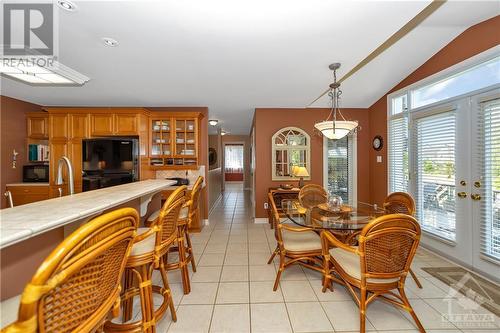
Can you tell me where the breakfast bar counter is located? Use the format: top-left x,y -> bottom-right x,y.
0,179 -> 176,249
0,179 -> 177,300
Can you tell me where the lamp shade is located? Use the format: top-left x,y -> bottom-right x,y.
295,166 -> 309,177
290,165 -> 298,176
314,120 -> 358,140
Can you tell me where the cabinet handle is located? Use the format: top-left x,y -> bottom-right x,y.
471,194 -> 481,201
457,192 -> 467,198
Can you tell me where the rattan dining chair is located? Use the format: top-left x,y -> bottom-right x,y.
1,208 -> 138,333
383,192 -> 423,289
106,186 -> 186,333
298,184 -> 328,208
321,214 -> 425,333
267,192 -> 324,291
165,176 -> 204,294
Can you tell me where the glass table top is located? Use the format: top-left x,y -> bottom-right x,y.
282,199 -> 386,231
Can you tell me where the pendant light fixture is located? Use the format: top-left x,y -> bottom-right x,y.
314,63 -> 358,140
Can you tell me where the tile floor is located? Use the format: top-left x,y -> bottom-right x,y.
1,185 -> 499,332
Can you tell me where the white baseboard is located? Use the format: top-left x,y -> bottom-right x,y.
254,218 -> 268,224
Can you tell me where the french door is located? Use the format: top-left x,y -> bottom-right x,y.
411,89 -> 500,279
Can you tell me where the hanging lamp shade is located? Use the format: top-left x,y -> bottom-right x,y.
314,120 -> 358,140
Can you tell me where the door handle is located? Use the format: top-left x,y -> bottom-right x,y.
457,192 -> 467,198
471,194 -> 481,201
474,181 -> 481,188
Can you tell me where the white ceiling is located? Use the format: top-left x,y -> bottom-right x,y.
1,0 -> 498,134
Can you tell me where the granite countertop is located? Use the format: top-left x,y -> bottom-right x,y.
0,179 -> 176,249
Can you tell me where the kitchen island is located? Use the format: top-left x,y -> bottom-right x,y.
0,179 -> 177,300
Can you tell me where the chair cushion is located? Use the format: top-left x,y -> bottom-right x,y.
329,248 -> 400,284
179,206 -> 189,220
147,206 -> 189,223
147,210 -> 160,223
130,227 -> 156,256
282,229 -> 322,252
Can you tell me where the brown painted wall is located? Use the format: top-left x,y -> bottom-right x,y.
0,96 -> 44,208
368,15 -> 500,205
221,135 -> 251,189
254,108 -> 370,218
148,107 -> 209,219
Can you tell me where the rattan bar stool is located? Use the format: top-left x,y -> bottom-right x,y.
106,186 -> 186,333
1,208 -> 138,333
147,176 -> 204,295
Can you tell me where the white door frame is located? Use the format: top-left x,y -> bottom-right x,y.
323,134 -> 357,205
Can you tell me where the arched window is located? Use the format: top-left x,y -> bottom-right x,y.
272,127 -> 310,181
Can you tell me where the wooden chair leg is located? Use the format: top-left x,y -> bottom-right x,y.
185,229 -> 197,272
399,287 -> 426,332
121,268 -> 134,322
409,268 -> 423,289
273,265 -> 283,291
267,246 -> 278,264
159,262 -> 177,322
138,265 -> 155,333
178,227 -> 191,294
359,287 -> 367,333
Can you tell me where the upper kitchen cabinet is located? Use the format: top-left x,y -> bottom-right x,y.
148,112 -> 202,169
49,113 -> 69,140
90,113 -> 114,136
114,114 -> 139,135
26,112 -> 48,139
69,113 -> 89,139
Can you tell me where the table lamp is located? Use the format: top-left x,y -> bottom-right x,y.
295,166 -> 309,188
290,165 -> 298,177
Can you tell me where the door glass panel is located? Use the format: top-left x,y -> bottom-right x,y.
326,136 -> 349,202
478,98 -> 500,260
414,111 -> 457,241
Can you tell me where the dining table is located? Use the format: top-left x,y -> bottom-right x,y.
282,199 -> 386,243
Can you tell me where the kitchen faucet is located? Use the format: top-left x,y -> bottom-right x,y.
56,156 -> 74,196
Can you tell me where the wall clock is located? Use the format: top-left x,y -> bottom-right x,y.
372,135 -> 383,151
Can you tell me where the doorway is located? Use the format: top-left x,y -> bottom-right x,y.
223,143 -> 245,190
409,89 -> 500,280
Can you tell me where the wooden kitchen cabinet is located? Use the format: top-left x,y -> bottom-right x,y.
27,113 -> 48,139
69,113 -> 89,139
114,114 -> 138,135
49,140 -> 68,184
68,139 -> 83,193
148,113 -> 201,169
49,114 -> 68,140
6,184 -> 50,206
90,113 -> 114,136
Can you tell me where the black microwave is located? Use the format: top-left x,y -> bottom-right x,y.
23,164 -> 49,182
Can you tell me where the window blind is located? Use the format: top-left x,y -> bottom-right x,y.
326,136 -> 352,203
477,98 -> 500,261
388,115 -> 409,193
413,110 -> 457,241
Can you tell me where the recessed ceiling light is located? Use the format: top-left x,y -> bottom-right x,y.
57,0 -> 77,12
220,130 -> 229,136
102,37 -> 119,47
209,119 -> 219,126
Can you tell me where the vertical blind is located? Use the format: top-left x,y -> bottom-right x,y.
413,110 -> 457,241
326,136 -> 352,203
388,115 -> 409,193
477,98 -> 500,261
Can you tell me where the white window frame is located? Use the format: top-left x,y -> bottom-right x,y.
387,46 -> 500,194
272,126 -> 311,181
323,134 -> 357,205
